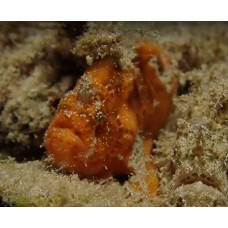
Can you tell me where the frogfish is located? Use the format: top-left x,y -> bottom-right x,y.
44,40 -> 177,195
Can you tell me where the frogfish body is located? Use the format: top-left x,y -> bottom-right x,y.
44,40 -> 176,195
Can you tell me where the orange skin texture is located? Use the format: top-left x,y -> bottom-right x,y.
44,40 -> 176,194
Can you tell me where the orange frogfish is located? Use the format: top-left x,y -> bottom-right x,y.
44,40 -> 176,195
